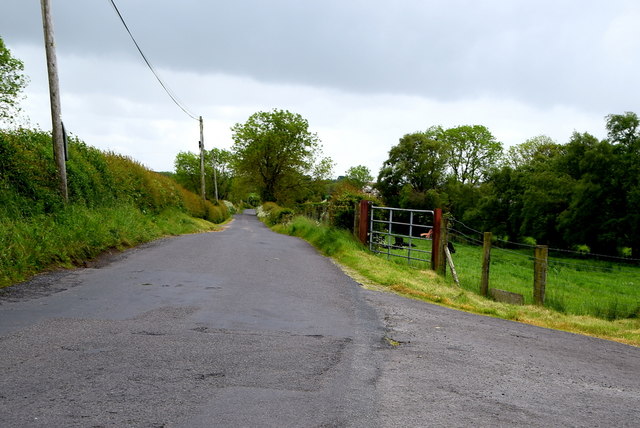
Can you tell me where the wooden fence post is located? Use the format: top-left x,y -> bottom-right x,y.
445,245 -> 460,286
480,232 -> 492,297
358,200 -> 371,245
534,245 -> 548,305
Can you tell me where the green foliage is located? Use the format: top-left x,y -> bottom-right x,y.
0,37 -> 28,123
377,127 -> 449,207
376,125 -> 501,212
246,193 -> 261,207
344,165 -> 373,189
231,109 -> 333,203
257,202 -> 294,226
0,205 -> 217,288
274,215 -> 363,257
444,125 -> 503,185
606,112 -> 639,148
0,128 -> 230,222
378,113 -> 640,256
173,147 -> 235,201
327,182 -> 381,230
0,128 -> 63,216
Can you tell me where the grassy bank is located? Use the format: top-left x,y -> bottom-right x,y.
273,216 -> 640,347
371,236 -> 640,320
0,128 -> 231,288
448,242 -> 640,320
0,205 -> 221,288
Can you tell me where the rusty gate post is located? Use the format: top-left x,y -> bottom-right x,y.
358,200 -> 371,245
431,208 -> 443,272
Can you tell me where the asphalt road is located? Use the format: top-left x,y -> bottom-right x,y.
1,210 -> 638,427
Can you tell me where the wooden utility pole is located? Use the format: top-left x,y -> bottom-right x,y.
199,116 -> 206,202
212,150 -> 219,202
41,0 -> 68,202
480,232 -> 492,297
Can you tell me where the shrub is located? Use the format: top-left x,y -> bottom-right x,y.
327,182 -> 382,230
0,128 -> 230,224
258,202 -> 294,226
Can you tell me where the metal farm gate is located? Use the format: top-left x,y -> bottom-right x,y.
368,205 -> 440,267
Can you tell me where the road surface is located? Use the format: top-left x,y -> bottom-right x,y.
1,210 -> 638,427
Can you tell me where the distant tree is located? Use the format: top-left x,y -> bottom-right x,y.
344,165 -> 373,189
506,135 -> 562,170
174,151 -> 201,193
606,112 -> 639,148
443,125 -> 502,185
231,109 -> 330,203
557,132 -> 618,253
173,148 -> 235,200
377,127 -> 448,207
0,37 -> 28,124
605,112 -> 640,257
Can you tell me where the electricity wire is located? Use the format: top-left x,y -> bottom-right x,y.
107,0 -> 199,121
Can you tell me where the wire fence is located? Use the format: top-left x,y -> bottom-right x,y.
447,218 -> 640,320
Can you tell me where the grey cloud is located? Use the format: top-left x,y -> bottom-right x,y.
1,0 -> 638,112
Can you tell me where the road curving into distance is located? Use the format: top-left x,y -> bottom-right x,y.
1,210 -> 638,427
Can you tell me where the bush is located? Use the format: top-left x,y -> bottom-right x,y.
327,182 -> 381,230
257,202 -> 294,226
0,128 -> 230,224
0,128 -> 232,287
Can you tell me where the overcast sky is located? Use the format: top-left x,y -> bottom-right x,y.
2,0 -> 639,177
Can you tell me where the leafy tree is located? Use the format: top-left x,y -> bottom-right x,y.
506,135 -> 562,170
377,127 -> 448,207
0,37 -> 28,124
443,125 -> 502,185
231,109 -> 330,203
344,165 -> 373,189
606,112 -> 639,148
173,151 -> 201,194
209,147 -> 235,200
605,112 -> 640,256
173,148 -> 234,201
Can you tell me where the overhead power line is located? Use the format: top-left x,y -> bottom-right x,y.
107,0 -> 198,120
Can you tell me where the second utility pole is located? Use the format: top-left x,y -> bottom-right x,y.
199,116 -> 206,202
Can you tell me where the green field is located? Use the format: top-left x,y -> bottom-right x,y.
376,237 -> 640,320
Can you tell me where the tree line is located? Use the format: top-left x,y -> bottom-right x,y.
171,106 -> 639,258
375,114 -> 640,258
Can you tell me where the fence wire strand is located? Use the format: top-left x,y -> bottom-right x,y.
448,218 -> 640,263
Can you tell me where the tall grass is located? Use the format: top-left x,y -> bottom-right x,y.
447,242 -> 640,320
0,128 -> 230,287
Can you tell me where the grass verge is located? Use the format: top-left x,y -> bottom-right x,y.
372,237 -> 640,320
273,216 -> 640,347
0,204 -> 222,288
